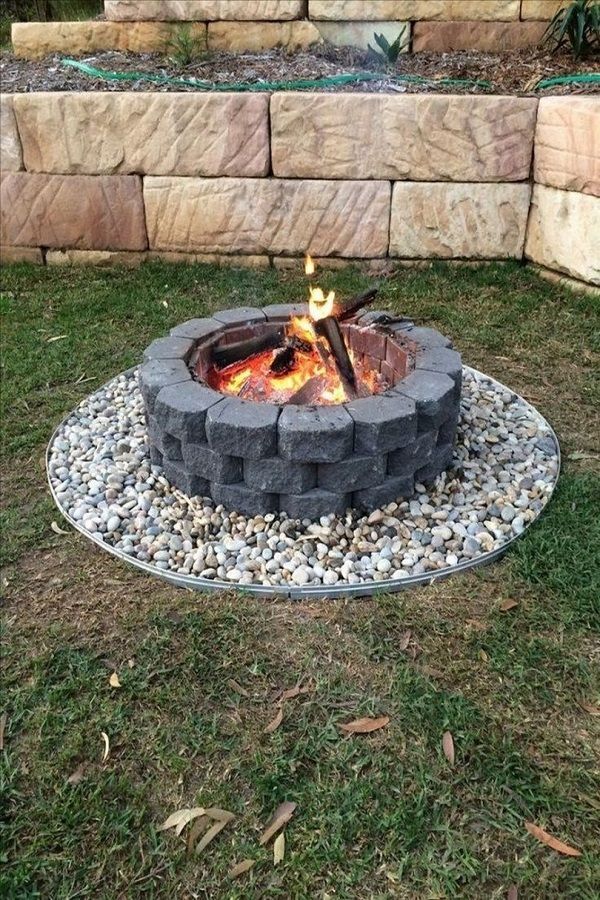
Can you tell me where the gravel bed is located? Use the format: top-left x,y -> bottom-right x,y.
47,367 -> 559,594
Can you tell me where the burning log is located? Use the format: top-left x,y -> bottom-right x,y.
288,376 -> 328,405
314,316 -> 357,390
212,328 -> 284,369
270,335 -> 313,375
337,288 -> 379,322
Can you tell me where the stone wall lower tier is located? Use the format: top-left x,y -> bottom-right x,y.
11,0 -> 570,56
1,92 -> 598,286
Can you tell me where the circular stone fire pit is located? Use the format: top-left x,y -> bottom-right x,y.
139,305 -> 462,519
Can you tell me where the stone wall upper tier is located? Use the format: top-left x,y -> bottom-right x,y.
1,91 -> 598,286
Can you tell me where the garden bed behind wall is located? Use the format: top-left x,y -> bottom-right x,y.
1,90 -> 599,286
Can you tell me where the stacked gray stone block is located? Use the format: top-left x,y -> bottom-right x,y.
139,305 -> 462,518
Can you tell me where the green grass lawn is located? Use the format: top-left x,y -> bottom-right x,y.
1,260 -> 599,899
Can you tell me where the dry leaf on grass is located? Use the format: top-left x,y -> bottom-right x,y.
442,731 -> 455,766
186,815 -> 208,854
0,712 -> 6,751
525,821 -> 582,857
195,818 -> 231,855
278,682 -> 314,702
339,716 -> 390,735
259,801 -> 297,845
230,858 -> 255,878
479,649 -> 489,662
264,706 -> 284,734
67,763 -> 86,785
100,731 -> 110,763
398,630 -> 412,651
228,678 -> 249,697
507,885 -> 518,900
499,599 -> 519,612
109,672 -> 121,688
51,520 -> 69,535
273,831 -> 285,866
157,807 -> 206,834
47,334 -> 67,343
577,700 -> 600,716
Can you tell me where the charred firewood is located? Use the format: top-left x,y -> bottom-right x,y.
270,344 -> 296,374
212,328 -> 284,369
314,316 -> 357,389
288,376 -> 328,405
337,288 -> 379,322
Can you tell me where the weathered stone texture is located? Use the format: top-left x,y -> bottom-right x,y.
525,185 -> 600,285
0,245 -> 43,264
11,20 -> 205,58
147,252 -> 270,268
0,96 -> 22,172
104,1 -> 303,20
308,1 -> 519,21
143,177 -> 391,257
270,94 -> 537,181
520,0 -> 568,19
14,92 -> 269,177
413,20 -> 546,51
208,21 -> 321,51
390,182 -> 531,259
534,97 -> 600,197
314,21 -> 409,51
0,173 -> 147,251
46,250 -> 146,267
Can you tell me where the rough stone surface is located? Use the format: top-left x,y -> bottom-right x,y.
280,489 -> 350,519
353,475 -> 415,511
212,307 -> 266,325
346,394 -> 417,454
0,95 -> 22,172
210,482 -> 278,517
138,359 -> 191,412
314,21 -> 409,51
147,252 -> 270,268
206,398 -> 280,459
534,97 -> 600,197
520,0 -> 568,19
416,348 -> 463,388
105,0 -> 304,20
525,184 -> 600,286
413,21 -> 546,51
182,442 -> 242,483
387,430 -> 437,475
170,318 -> 223,340
308,1 -> 519,21
393,370 -> 455,420
14,92 -> 269,178
143,336 -> 195,362
271,94 -> 537,181
0,173 -> 147,251
11,21 -> 206,58
278,405 -> 354,462
208,21 -> 321,51
46,250 -> 146,267
154,382 -> 223,442
318,454 -> 387,491
162,459 -> 209,499
390,182 -> 531,259
0,245 -> 43,264
244,457 -> 317,493
144,177 -> 390,257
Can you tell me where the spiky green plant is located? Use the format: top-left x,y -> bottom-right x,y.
368,27 -> 409,64
167,23 -> 205,67
542,0 -> 600,58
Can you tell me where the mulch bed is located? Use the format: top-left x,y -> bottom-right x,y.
1,45 -> 599,94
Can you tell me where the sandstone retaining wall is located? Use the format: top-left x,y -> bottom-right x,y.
1,91 -> 598,286
11,0 -> 569,56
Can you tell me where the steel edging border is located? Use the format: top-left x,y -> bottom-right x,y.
46,366 -> 561,600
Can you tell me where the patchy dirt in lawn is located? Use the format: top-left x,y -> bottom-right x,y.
1,45 -> 598,94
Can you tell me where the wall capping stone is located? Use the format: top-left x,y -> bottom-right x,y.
11,20 -> 206,58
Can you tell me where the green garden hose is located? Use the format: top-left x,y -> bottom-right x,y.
60,58 -> 493,91
534,72 -> 600,89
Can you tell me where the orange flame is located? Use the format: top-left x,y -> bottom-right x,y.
304,253 -> 315,276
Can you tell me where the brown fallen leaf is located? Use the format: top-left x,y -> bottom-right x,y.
230,858 -> 255,878
0,712 -> 6,751
499,599 -> 519,612
577,700 -> 600,716
278,682 -> 314,702
478,649 -> 489,662
442,731 -> 455,766
398,630 -> 412,651
273,831 -> 285,866
507,885 -> 518,900
67,763 -> 86,785
51,520 -> 69,535
186,815 -> 209,854
228,678 -> 249,698
205,807 -> 236,823
525,821 -> 582,857
259,801 -> 297,846
264,705 -> 284,734
109,672 -> 121,688
100,731 -> 110,763
195,818 -> 230,855
339,716 -> 390,735
157,807 -> 206,834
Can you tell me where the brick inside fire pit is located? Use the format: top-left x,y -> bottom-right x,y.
139,305 -> 462,518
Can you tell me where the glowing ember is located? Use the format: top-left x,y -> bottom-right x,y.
206,256 -> 385,405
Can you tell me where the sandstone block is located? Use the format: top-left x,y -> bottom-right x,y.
308,1 -> 519,21
0,246 -> 43,264
534,97 -> 600,197
270,93 -> 537,181
105,1 -> 303,19
208,21 -> 321,51
315,21 -> 409,51
390,182 -> 531,259
0,173 -> 147,251
144,177 -> 390,257
0,96 -> 22,172
525,184 -> 600,285
46,250 -> 146,267
11,21 -> 206,58
14,92 -> 269,177
520,0 -> 568,19
147,252 -> 271,268
413,20 -> 546,51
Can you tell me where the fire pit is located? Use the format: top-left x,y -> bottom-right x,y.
139,261 -> 462,519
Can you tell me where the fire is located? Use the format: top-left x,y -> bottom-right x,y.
205,255 -> 383,405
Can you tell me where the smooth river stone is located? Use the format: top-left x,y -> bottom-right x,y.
10,21 -> 206,58
14,92 -> 270,177
0,95 -> 22,172
534,97 -> 600,197
390,182 -> 531,259
308,1 -> 519,21
270,93 -> 537,181
143,177 -> 391,257
104,0 -> 303,19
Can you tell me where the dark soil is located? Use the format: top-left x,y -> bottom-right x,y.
1,45 -> 599,94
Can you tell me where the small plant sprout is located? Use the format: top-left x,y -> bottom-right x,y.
368,27 -> 409,64
542,0 -> 600,58
167,24 -> 205,67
